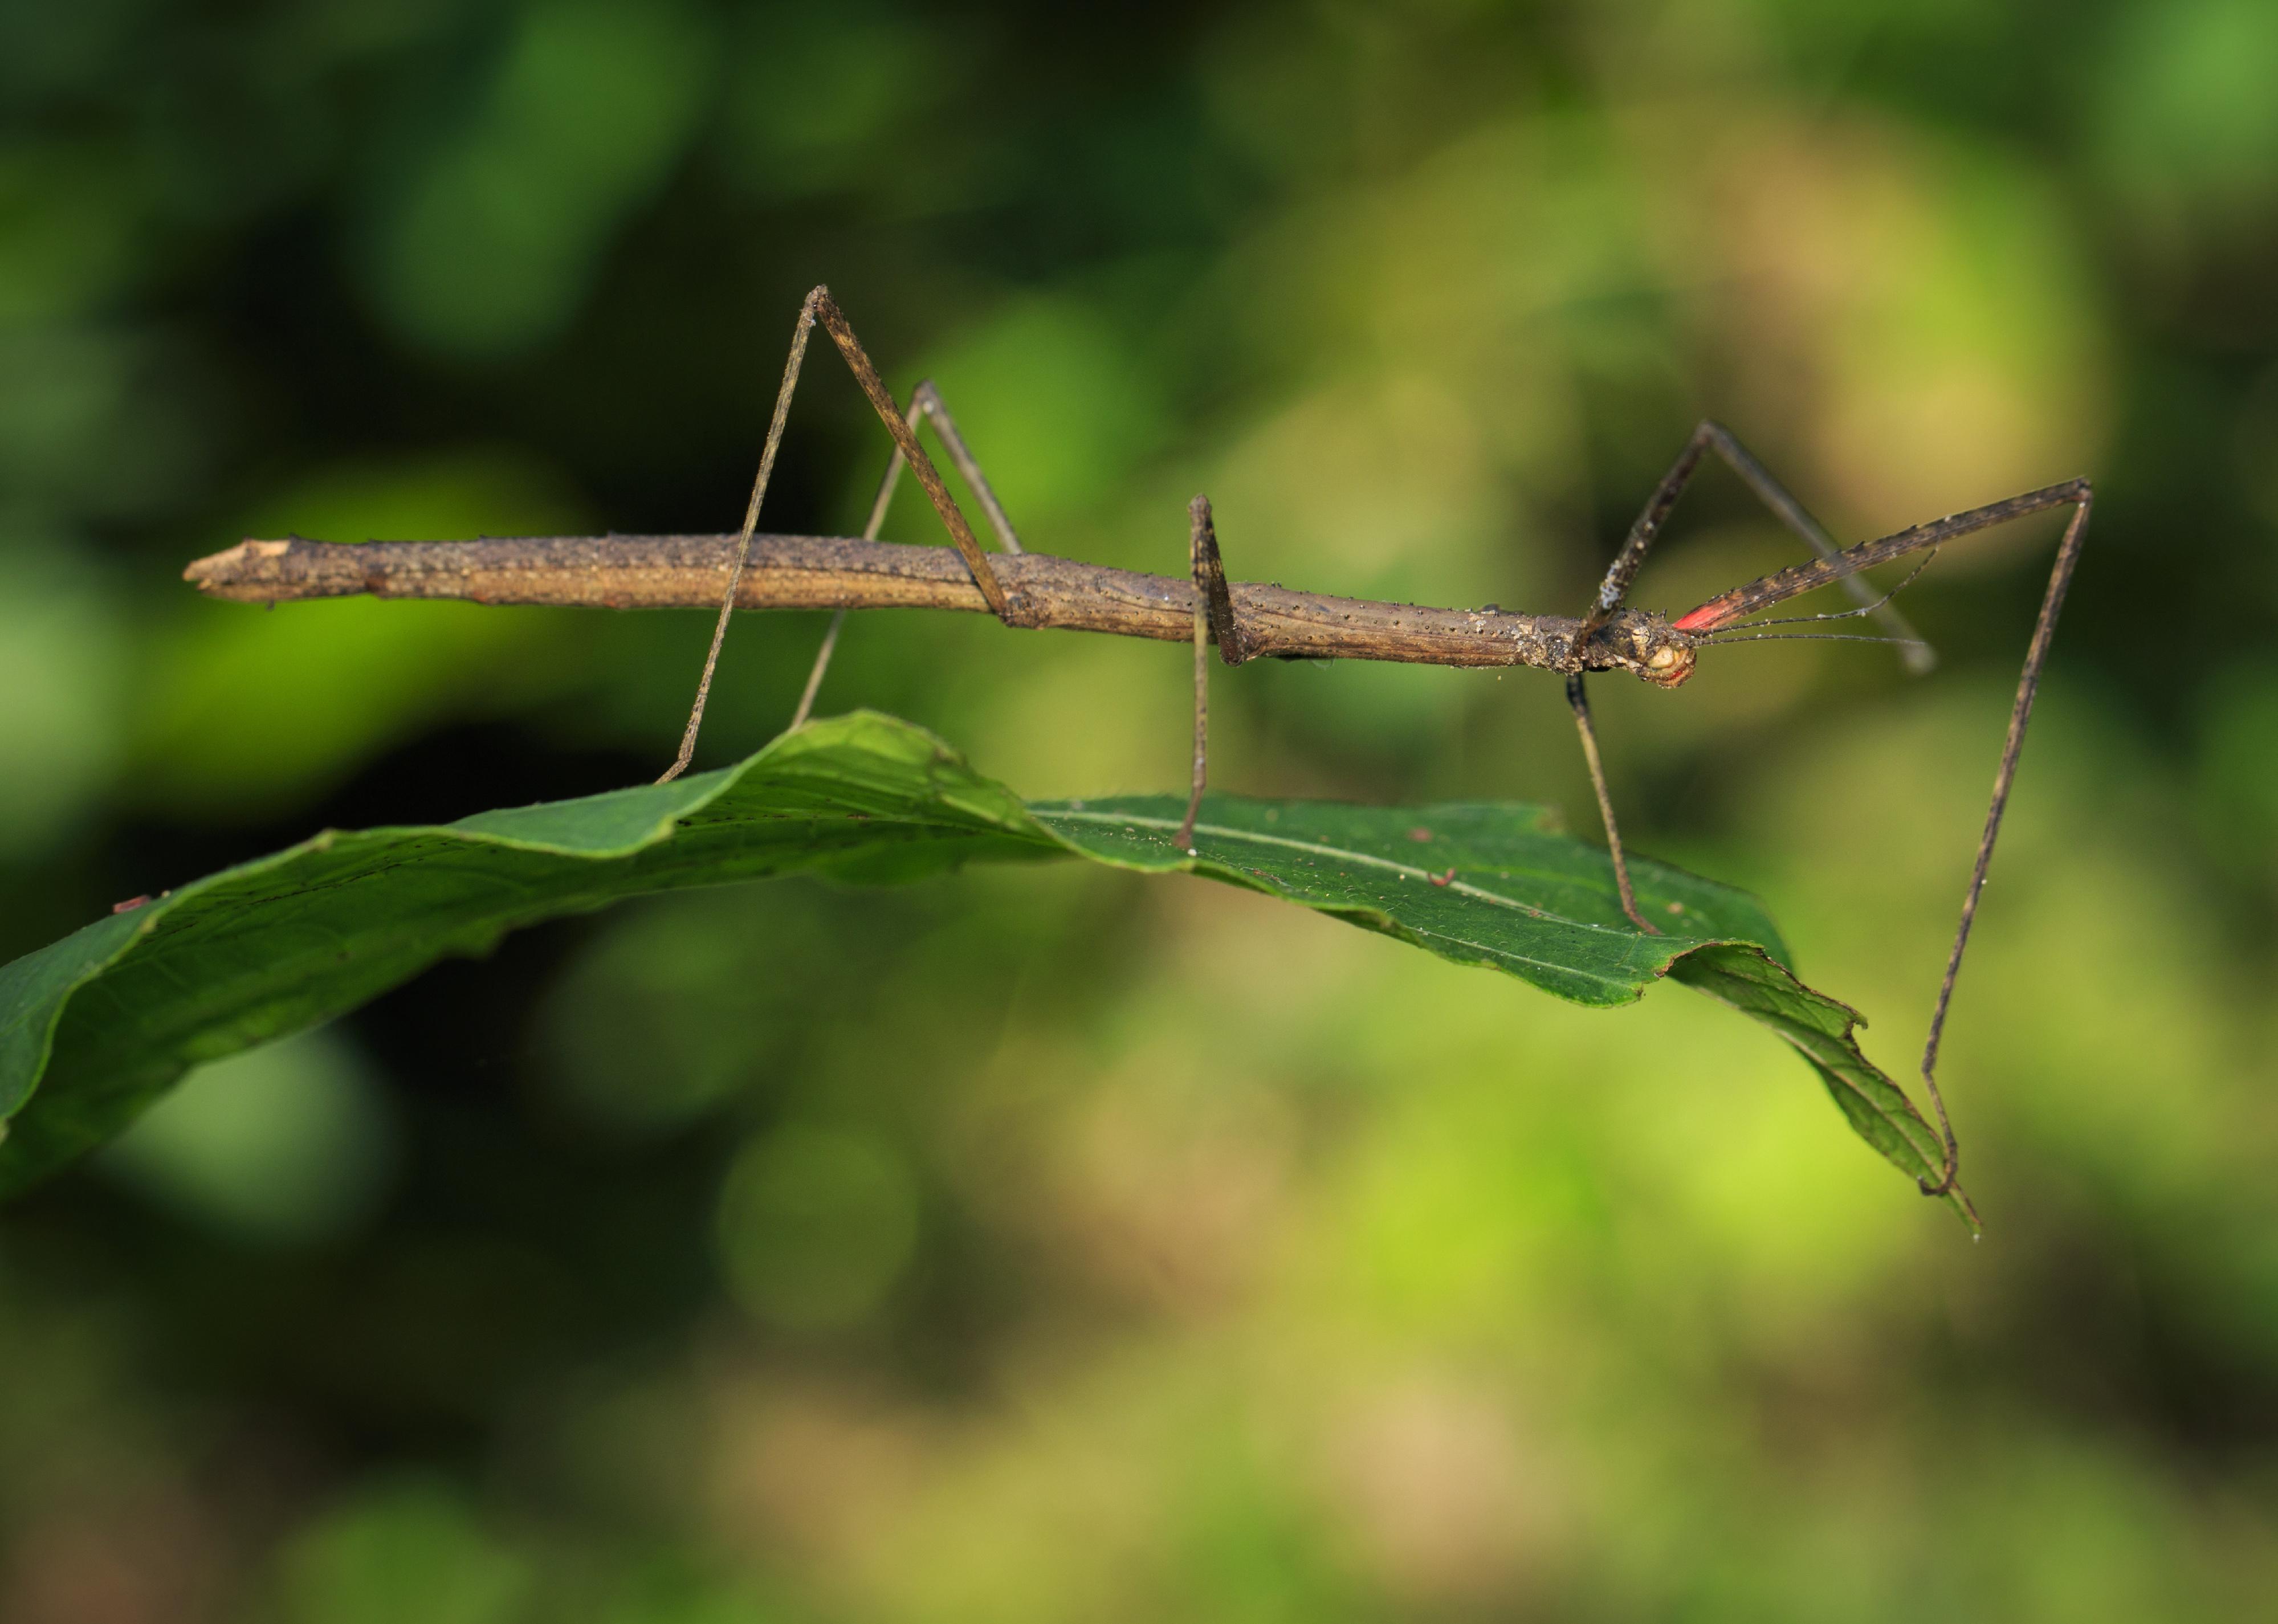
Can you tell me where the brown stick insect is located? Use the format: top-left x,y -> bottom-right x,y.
188,286 -> 2093,1200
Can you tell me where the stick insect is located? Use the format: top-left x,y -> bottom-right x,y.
188,286 -> 2092,1200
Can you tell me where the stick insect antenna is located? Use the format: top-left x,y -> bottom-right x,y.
1714,551 -> 1939,634
1584,421 -> 1931,666
1701,631 -> 1934,648
1675,478 -> 2093,1199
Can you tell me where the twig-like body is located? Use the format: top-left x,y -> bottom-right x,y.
185,532 -> 1670,676
186,279 -> 2094,1215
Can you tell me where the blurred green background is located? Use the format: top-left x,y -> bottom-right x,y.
5,0 -> 2277,1618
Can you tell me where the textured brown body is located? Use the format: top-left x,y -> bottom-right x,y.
185,533 -> 1689,678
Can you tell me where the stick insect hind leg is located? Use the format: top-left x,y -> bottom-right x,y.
1676,476 -> 2094,1201
790,380 -> 1027,729
660,287 -> 1022,783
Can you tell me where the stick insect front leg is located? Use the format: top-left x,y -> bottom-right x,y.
660,287 -> 1018,783
1677,476 -> 2094,1200
1587,421 -> 1931,654
1568,421 -> 1938,934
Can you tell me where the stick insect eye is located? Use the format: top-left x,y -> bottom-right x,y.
1645,646 -> 1681,672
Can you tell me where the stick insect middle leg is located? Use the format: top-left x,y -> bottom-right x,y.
1173,495 -> 1230,852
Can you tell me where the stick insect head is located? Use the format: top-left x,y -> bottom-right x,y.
1586,608 -> 1700,688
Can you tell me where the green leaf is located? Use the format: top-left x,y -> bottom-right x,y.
0,711 -> 1971,1225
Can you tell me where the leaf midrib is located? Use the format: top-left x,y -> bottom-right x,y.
1038,807 -> 1621,927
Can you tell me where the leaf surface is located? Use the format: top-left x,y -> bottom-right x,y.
0,712 -> 1969,1222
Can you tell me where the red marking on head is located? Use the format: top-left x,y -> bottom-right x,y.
1671,603 -> 1726,633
